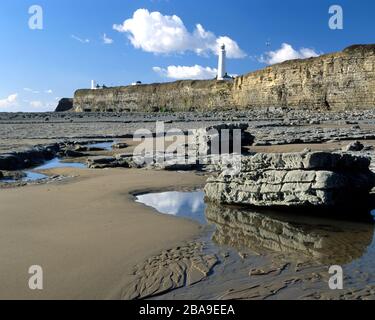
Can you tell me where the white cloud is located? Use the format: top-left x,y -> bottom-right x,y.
23,87 -> 40,94
0,93 -> 18,108
260,43 -> 320,65
114,9 -> 246,58
45,89 -> 53,94
71,35 -> 90,43
153,65 -> 218,80
102,33 -> 114,44
30,101 -> 43,108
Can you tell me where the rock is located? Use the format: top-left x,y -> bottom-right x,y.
60,149 -> 88,158
0,144 -> 59,171
55,98 -> 74,112
189,123 -> 254,157
0,171 -> 27,181
343,141 -> 365,152
86,154 -> 136,169
204,152 -> 375,208
86,156 -> 117,169
112,142 -> 129,149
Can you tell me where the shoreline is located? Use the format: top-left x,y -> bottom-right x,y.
0,168 -> 206,300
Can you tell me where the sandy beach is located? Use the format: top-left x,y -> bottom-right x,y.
0,168 -> 206,299
0,110 -> 374,300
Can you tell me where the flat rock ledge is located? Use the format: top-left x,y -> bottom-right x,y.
205,151 -> 375,208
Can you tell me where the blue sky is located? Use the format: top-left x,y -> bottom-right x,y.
0,0 -> 374,112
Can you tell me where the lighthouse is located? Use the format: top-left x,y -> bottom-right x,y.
217,44 -> 232,81
91,80 -> 97,90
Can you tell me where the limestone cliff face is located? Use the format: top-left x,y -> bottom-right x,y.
233,45 -> 375,110
74,80 -> 233,112
73,45 -> 375,112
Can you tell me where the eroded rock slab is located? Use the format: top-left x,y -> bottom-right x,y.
205,151 -> 375,207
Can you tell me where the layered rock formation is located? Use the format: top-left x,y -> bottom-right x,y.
72,45 -> 375,112
74,80 -> 233,112
232,45 -> 375,110
204,151 -> 375,208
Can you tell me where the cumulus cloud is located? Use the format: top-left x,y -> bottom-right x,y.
102,33 -> 113,44
153,65 -> 218,80
113,9 -> 246,58
260,43 -> 320,65
0,93 -> 18,108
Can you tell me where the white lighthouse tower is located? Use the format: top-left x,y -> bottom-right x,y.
217,44 -> 232,81
91,80 -> 97,90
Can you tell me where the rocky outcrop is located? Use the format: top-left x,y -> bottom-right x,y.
73,45 -> 375,112
189,123 -> 254,156
0,144 -> 59,171
204,151 -> 375,208
87,124 -> 253,171
55,98 -> 74,112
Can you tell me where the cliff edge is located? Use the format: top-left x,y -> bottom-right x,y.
73,44 -> 375,112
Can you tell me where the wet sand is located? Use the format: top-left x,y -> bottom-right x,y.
0,168 -> 206,299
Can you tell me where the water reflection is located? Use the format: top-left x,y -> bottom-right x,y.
136,191 -> 207,224
206,203 -> 374,265
34,158 -> 86,170
88,142 -> 113,151
135,190 -> 375,266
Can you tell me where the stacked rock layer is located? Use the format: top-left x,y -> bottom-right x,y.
205,152 -> 375,207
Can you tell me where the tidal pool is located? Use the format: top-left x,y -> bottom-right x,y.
34,158 -> 86,170
1,171 -> 48,183
136,191 -> 207,224
136,190 -> 375,274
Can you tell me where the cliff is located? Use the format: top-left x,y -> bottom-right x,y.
72,44 -> 375,112
55,98 -> 74,112
232,44 -> 375,110
74,80 -> 233,112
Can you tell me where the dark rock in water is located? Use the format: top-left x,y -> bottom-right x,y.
343,141 -> 365,152
87,156 -> 132,169
205,151 -> 375,208
112,142 -> 129,149
87,156 -> 116,167
60,149 -> 88,158
55,98 -> 73,112
0,144 -> 59,171
0,171 -> 27,181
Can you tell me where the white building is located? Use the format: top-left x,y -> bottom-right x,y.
217,44 -> 233,81
91,80 -> 97,90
